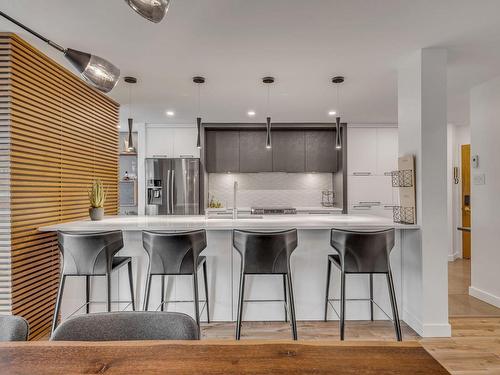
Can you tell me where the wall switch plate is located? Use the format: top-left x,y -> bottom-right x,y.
472,154 -> 479,169
473,173 -> 486,185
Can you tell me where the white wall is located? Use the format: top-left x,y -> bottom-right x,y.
469,76 -> 500,308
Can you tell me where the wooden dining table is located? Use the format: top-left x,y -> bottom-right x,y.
0,340 -> 449,374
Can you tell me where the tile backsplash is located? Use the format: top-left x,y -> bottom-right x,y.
208,173 -> 334,208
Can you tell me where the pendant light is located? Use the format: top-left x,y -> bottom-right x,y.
0,11 -> 120,93
193,76 -> 205,149
125,0 -> 171,23
263,77 -> 275,149
332,76 -> 345,149
124,76 -> 137,153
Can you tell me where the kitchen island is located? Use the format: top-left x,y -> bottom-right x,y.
40,214 -> 426,335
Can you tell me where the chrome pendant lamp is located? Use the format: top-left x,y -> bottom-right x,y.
125,0 -> 171,23
193,76 -> 205,149
263,77 -> 275,149
332,76 -> 345,149
0,11 -> 120,93
124,76 -> 137,153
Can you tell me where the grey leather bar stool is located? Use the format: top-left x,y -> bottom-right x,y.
142,230 -> 209,333
324,228 -> 402,341
233,229 -> 298,340
52,230 -> 135,334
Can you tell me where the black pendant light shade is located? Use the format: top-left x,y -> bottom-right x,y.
266,117 -> 272,149
193,76 -> 205,149
196,117 -> 202,149
335,117 -> 342,149
331,76 -> 345,150
65,49 -> 120,93
127,118 -> 136,152
263,76 -> 275,149
0,11 -> 120,93
125,0 -> 171,23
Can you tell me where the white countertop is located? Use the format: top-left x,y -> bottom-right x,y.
39,214 -> 419,232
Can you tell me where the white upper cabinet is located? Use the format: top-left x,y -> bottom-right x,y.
347,127 -> 377,175
376,127 -> 398,176
145,126 -> 199,158
172,127 -> 200,158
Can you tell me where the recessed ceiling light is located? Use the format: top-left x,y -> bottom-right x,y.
247,110 -> 256,117
166,111 -> 175,117
328,110 -> 337,116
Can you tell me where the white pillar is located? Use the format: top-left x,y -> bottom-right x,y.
398,49 -> 451,337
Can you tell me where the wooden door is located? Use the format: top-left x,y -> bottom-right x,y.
461,144 -> 471,258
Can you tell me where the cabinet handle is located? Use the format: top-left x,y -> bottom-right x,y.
179,154 -> 194,158
353,205 -> 372,209
353,172 -> 372,176
384,172 -> 393,176
359,201 -> 381,205
152,154 -> 168,158
383,205 -> 395,209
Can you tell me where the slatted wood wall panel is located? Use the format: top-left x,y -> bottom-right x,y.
0,33 -> 119,340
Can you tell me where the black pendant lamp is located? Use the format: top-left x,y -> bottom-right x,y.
0,11 -> 120,93
263,77 -> 275,149
125,76 -> 137,153
125,0 -> 171,23
193,76 -> 205,149
332,76 -> 345,150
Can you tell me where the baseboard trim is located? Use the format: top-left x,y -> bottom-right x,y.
469,286 -> 500,308
402,309 -> 423,336
422,323 -> 452,337
448,252 -> 460,262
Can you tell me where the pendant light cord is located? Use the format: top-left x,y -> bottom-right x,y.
0,11 -> 65,52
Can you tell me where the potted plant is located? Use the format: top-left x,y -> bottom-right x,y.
88,179 -> 107,221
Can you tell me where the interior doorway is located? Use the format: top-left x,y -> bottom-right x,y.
461,144 -> 471,259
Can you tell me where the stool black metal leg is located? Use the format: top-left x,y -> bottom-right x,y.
85,275 -> 90,314
144,273 -> 152,311
324,259 -> 332,321
161,275 -> 165,311
283,274 -> 288,322
386,271 -> 402,341
127,261 -> 135,311
51,274 -> 66,334
202,260 -> 210,323
236,272 -> 245,340
340,271 -> 346,340
286,272 -> 298,340
193,271 -> 201,337
369,273 -> 374,321
106,273 -> 112,312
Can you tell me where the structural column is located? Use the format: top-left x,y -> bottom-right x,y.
398,48 -> 451,337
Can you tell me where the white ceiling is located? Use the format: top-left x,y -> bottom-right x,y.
2,0 -> 500,128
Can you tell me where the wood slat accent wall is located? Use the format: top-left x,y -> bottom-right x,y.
0,33 -> 119,340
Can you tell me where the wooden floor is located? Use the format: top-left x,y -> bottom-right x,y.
448,259 -> 500,317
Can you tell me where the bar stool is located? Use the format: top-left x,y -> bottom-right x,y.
233,229 -> 298,340
52,230 -> 135,334
324,228 -> 402,341
142,230 -> 209,333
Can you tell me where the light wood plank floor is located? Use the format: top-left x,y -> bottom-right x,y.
448,259 -> 500,317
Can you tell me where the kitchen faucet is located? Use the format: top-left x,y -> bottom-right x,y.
233,180 -> 238,219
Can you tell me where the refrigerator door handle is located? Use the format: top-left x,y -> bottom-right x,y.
170,170 -> 175,214
166,169 -> 171,214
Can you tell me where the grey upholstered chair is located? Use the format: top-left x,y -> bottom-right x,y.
324,228 -> 402,341
50,311 -> 199,341
52,231 -> 135,334
142,230 -> 209,333
0,315 -> 29,341
233,229 -> 298,340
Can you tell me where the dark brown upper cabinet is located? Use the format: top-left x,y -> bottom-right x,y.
205,130 -> 240,173
272,130 -> 305,172
239,130 -> 273,172
305,130 -> 338,172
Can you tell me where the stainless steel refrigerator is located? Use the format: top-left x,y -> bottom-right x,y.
145,158 -> 200,215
